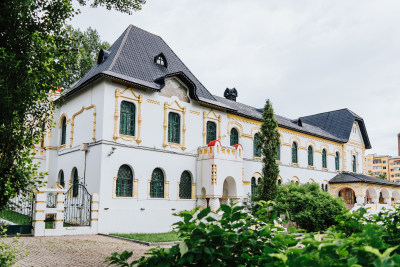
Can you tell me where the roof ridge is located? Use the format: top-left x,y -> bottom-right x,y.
108,25 -> 133,71
299,108 -> 349,119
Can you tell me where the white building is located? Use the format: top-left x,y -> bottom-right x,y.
38,25 -> 372,233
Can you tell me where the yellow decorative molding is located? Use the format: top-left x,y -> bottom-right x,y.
203,110 -> 221,146
190,110 -> 200,115
146,99 -> 160,105
227,113 -> 260,126
192,183 -> 196,199
253,156 -> 262,161
70,105 -> 96,148
163,100 -> 186,150
58,144 -> 65,149
58,113 -> 68,128
133,179 -> 138,198
227,121 -> 243,137
113,88 -> 143,144
165,181 -> 170,199
211,164 -> 217,185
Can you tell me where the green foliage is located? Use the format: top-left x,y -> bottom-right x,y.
111,232 -> 182,243
0,0 -> 144,210
258,99 -> 280,201
274,182 -> 346,232
106,204 -> 400,267
0,227 -> 25,266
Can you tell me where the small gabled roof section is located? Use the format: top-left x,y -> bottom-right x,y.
299,108 -> 371,149
329,172 -> 400,187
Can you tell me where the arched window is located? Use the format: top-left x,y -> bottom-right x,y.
257,177 -> 261,185
179,171 -> 192,199
308,146 -> 313,166
325,184 -> 328,192
116,165 -> 133,197
58,170 -> 65,188
321,184 -> 324,190
230,128 -> 239,146
335,152 -> 340,171
277,179 -> 282,185
277,145 -> 281,161
322,149 -> 327,168
72,168 -> 79,197
150,168 -> 164,198
168,112 -> 180,144
251,177 -> 257,195
292,142 -> 298,163
61,116 -> 67,145
352,155 -> 357,172
253,133 -> 261,157
206,121 -> 217,144
120,101 -> 136,136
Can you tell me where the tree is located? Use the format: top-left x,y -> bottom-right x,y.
377,173 -> 387,180
0,0 -> 145,210
258,99 -> 280,201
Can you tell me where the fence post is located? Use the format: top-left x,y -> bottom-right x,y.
90,193 -> 99,233
33,191 -> 46,236
55,193 -> 65,232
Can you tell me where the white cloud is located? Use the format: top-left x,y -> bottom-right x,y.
71,0 -> 400,156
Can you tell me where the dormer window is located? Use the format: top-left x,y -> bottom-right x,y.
154,53 -> 167,67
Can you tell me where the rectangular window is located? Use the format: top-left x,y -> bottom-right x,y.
168,112 -> 180,144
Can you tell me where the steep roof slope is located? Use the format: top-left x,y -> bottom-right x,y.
329,172 -> 400,187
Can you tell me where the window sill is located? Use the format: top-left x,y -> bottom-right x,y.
112,196 -> 135,199
253,156 -> 262,161
58,144 -> 66,149
308,165 -> 315,169
276,160 -> 282,164
148,198 -> 168,200
291,163 -> 299,167
322,168 -> 329,171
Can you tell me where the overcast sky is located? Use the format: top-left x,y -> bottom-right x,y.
71,0 -> 400,156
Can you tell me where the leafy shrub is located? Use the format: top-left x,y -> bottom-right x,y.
274,182 -> 346,232
0,227 -> 24,266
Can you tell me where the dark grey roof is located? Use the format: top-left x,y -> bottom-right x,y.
64,25 -> 371,148
329,172 -> 400,187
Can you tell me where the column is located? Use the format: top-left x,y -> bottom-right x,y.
371,197 -> 379,204
91,193 -> 99,233
209,197 -> 220,212
355,196 -> 365,204
197,198 -> 207,209
384,197 -> 391,205
33,191 -> 46,236
54,192 -> 65,231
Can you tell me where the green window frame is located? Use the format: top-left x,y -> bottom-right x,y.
150,168 -> 164,198
120,101 -> 136,136
61,117 -> 67,145
335,152 -> 340,170
116,165 -> 133,197
230,128 -> 239,146
168,112 -> 180,144
353,155 -> 357,172
72,168 -> 79,197
251,177 -> 257,195
58,170 -> 65,188
308,146 -> 313,166
277,145 -> 281,160
292,142 -> 298,163
322,149 -> 327,168
253,133 -> 261,157
206,121 -> 217,144
179,171 -> 192,199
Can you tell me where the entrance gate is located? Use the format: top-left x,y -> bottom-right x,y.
64,184 -> 91,226
0,192 -> 34,235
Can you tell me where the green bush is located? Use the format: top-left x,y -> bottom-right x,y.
274,182 -> 346,232
0,227 -> 24,266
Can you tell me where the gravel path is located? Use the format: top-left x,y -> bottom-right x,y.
7,235 -> 167,267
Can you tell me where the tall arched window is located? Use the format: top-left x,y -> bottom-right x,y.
322,149 -> 327,168
168,112 -> 180,144
277,179 -> 282,185
257,177 -> 261,185
72,168 -> 79,197
335,152 -> 340,170
308,146 -> 313,166
253,133 -> 261,157
120,101 -> 136,136
58,170 -> 65,188
251,177 -> 257,195
179,171 -> 192,199
277,145 -> 281,161
150,168 -> 164,198
61,117 -> 67,145
230,128 -> 239,146
206,121 -> 217,144
352,155 -> 357,172
292,142 -> 298,163
325,184 -> 328,192
116,165 -> 133,197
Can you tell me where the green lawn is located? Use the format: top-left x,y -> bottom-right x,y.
0,210 -> 31,225
111,232 -> 183,242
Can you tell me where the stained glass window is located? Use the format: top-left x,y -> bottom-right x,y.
206,121 -> 217,144
335,152 -> 340,170
61,117 -> 66,145
253,133 -> 261,157
120,101 -> 135,136
72,168 -> 79,197
116,165 -> 133,197
292,142 -> 298,163
308,146 -> 313,166
322,149 -> 327,168
150,168 -> 164,198
168,112 -> 180,144
179,171 -> 192,199
230,128 -> 239,146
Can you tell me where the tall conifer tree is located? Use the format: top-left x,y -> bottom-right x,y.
259,99 -> 280,201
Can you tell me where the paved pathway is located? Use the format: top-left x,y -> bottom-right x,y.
8,235 -> 166,267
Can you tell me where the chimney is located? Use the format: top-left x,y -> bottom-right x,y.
224,88 -> 238,101
398,133 -> 400,156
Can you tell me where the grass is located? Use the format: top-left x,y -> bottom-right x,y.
111,232 -> 183,243
0,210 -> 31,225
